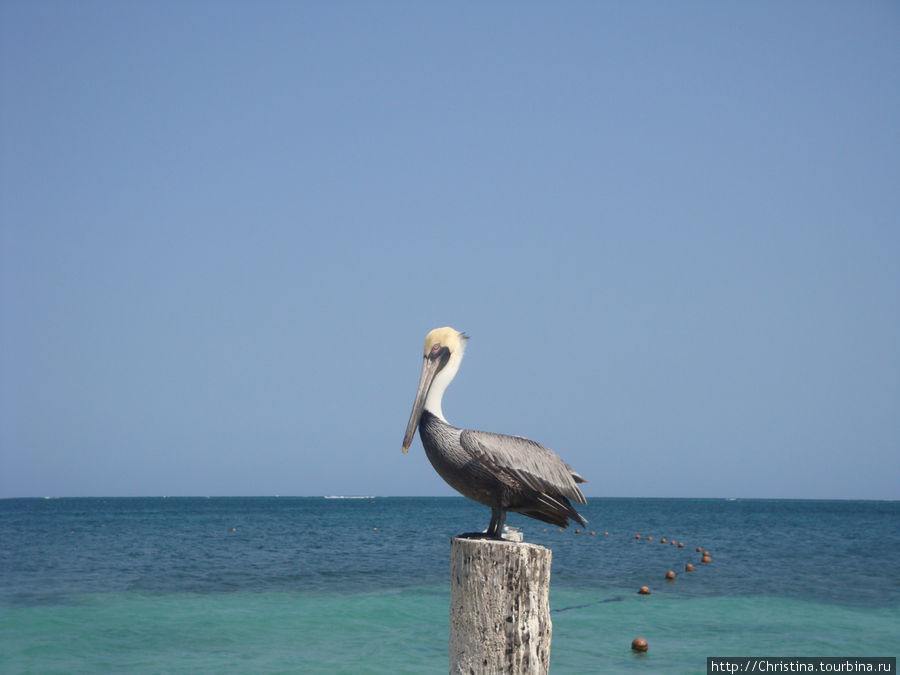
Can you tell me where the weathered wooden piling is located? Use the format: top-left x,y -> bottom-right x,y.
449,537 -> 552,674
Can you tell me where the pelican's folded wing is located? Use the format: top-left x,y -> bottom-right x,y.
459,428 -> 588,507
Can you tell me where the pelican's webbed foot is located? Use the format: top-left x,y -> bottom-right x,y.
457,531 -> 500,540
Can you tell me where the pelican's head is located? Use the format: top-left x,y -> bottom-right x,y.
402,327 -> 468,453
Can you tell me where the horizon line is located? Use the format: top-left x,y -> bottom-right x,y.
1,494 -> 895,502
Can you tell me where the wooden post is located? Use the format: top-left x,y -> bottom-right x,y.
449,537 -> 552,674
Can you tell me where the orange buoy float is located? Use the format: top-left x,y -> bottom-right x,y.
632,637 -> 649,652
696,546 -> 703,552
635,534 -> 641,539
638,586 -> 651,595
678,542 -> 684,548
661,537 -> 667,543
665,570 -> 676,580
685,563 -> 695,572
702,555 -> 712,563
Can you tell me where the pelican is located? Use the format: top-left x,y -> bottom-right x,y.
402,327 -> 587,538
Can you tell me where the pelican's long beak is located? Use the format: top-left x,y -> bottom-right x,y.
402,356 -> 441,453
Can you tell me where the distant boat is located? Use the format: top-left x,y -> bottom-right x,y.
324,495 -> 376,499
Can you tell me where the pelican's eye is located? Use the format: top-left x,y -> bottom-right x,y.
430,344 -> 441,355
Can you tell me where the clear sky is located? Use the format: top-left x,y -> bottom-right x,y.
1,2 -> 898,500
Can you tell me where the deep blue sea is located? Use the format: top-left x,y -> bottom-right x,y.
1,497 -> 897,673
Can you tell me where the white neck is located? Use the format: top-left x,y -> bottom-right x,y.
423,349 -> 463,422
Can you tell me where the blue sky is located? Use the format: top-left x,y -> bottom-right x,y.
1,2 -> 897,499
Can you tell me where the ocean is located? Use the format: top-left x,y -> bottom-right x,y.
1,497 -> 897,673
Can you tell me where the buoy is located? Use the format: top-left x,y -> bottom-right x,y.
632,637 -> 649,652
702,555 -> 712,563
590,530 -> 595,535
661,537 -> 667,543
670,540 -> 676,545
665,570 -> 676,580
231,527 -> 236,532
638,586 -> 651,595
635,534 -> 641,539
678,542 -> 684,548
604,531 -> 609,535
703,550 -> 709,556
696,546 -> 703,552
373,527 -> 377,531
647,536 -> 653,541
685,563 -> 695,572
575,529 -> 580,534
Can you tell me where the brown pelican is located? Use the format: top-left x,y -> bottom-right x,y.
402,327 -> 587,538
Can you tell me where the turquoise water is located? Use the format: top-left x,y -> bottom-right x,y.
2,498 -> 898,673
